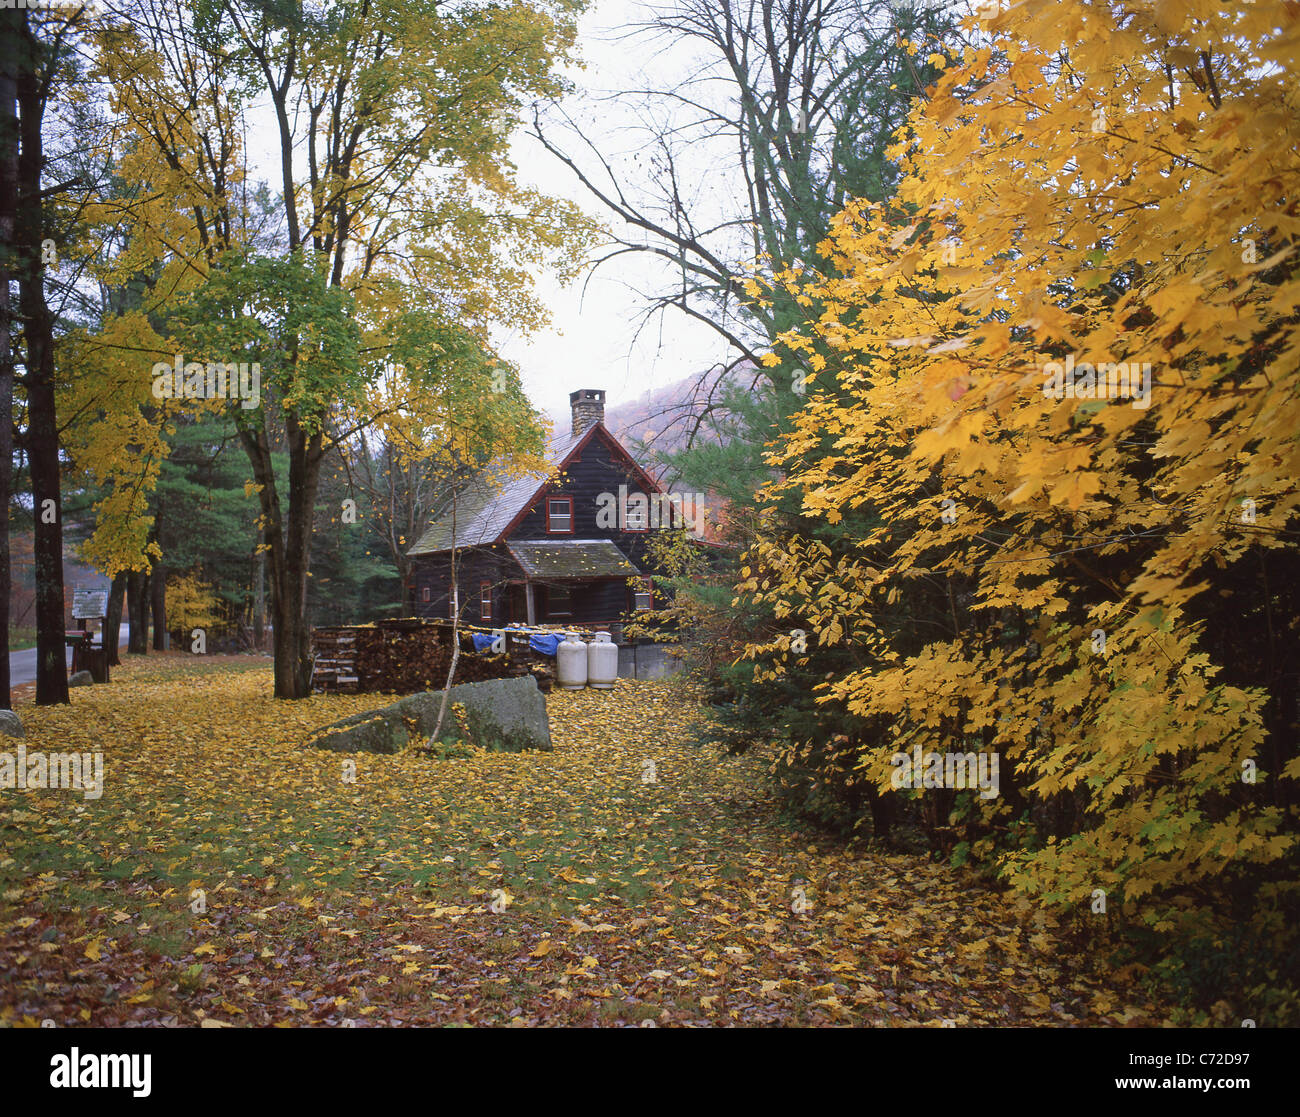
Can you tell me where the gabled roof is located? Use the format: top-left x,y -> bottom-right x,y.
507,540 -> 642,580
406,422 -> 663,557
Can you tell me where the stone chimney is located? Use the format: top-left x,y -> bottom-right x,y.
570,388 -> 605,437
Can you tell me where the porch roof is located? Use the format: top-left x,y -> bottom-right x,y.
506,539 -> 641,580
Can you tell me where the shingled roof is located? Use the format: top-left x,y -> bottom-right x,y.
507,540 -> 641,580
406,422 -> 659,557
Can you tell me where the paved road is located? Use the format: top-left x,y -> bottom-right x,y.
8,626 -> 130,687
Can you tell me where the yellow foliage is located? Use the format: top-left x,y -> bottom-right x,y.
742,0 -> 1300,932
166,573 -> 222,633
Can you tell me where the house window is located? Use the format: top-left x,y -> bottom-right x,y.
480,581 -> 492,622
548,585 -> 572,617
633,578 -> 654,611
546,496 -> 573,534
421,585 -> 431,603
624,495 -> 649,532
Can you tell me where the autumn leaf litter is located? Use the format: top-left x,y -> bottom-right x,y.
0,658 -> 1159,1026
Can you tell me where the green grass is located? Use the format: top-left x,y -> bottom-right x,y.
8,626 -> 38,652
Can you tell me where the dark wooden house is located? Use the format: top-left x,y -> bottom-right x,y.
406,389 -> 674,635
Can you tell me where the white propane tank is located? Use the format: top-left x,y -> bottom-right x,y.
557,632 -> 588,690
587,632 -> 618,689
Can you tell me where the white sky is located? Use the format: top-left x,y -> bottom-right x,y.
493,0 -> 737,421
233,0 -> 754,422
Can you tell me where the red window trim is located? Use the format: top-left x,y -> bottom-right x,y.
546,494 -> 574,534
480,581 -> 492,622
632,577 -> 654,611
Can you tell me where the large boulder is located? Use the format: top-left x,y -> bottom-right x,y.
68,671 -> 94,688
308,675 -> 552,755
0,710 -> 23,738
309,714 -> 411,755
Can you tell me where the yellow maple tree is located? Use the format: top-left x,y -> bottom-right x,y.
740,0 -> 1300,997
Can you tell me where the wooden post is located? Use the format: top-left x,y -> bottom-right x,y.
71,588 -> 110,683
524,582 -> 535,625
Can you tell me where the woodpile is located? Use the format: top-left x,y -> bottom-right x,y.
311,619 -> 556,695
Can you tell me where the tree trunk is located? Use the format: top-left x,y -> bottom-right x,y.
867,789 -> 893,842
141,569 -> 152,650
0,13 -> 15,711
271,593 -> 311,697
16,12 -> 67,705
27,382 -> 64,705
0,329 -> 10,711
242,414 -> 324,699
253,545 -> 265,650
104,571 -> 126,666
150,558 -> 167,649
126,569 -> 150,654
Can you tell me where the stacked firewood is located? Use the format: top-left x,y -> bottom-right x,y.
311,619 -> 555,695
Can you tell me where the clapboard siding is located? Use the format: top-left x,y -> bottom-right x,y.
536,579 -> 635,625
510,432 -> 655,561
410,548 -> 645,627
411,547 -> 515,626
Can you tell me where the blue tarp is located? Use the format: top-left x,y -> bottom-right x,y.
527,633 -> 562,658
470,629 -> 563,657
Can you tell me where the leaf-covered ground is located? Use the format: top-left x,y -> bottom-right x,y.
1,657 -> 1162,1026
